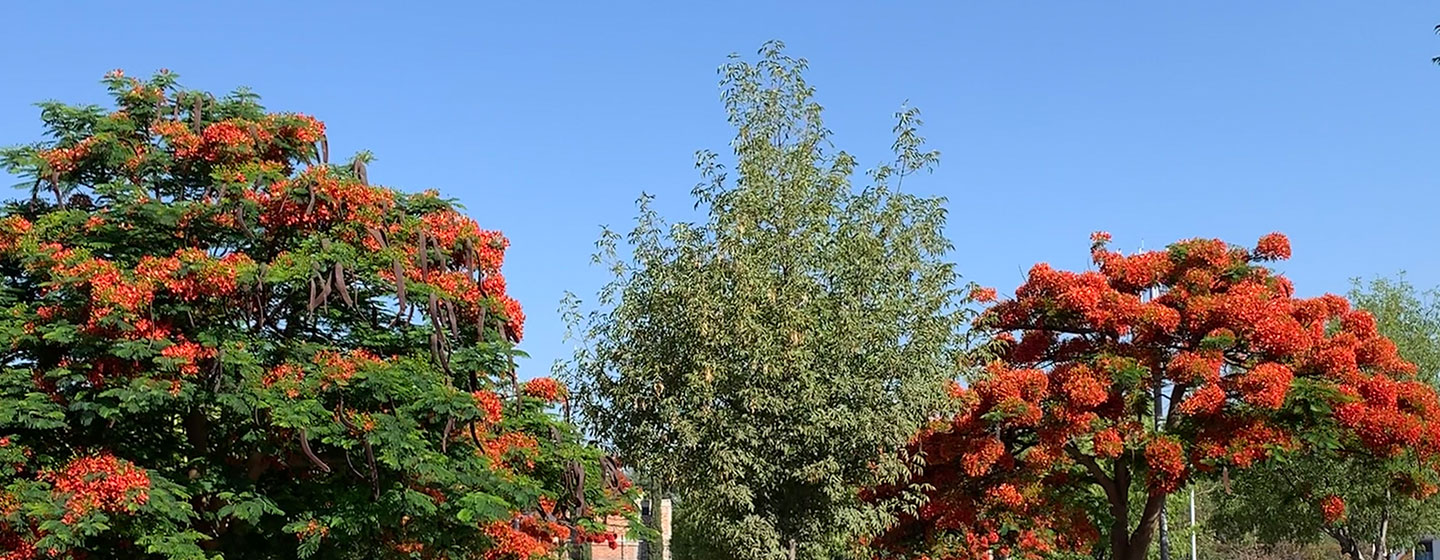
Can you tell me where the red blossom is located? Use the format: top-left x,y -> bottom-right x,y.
1320,495 -> 1345,524
521,378 -> 566,402
1253,233 -> 1292,261
42,453 -> 151,524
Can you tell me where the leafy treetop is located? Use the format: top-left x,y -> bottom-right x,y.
868,233 -> 1440,560
0,70 -> 639,560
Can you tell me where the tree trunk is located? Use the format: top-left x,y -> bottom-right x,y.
787,538 -> 797,560
1126,493 -> 1168,560
1330,527 -> 1364,560
1374,489 -> 1391,560
1110,502 -> 1130,560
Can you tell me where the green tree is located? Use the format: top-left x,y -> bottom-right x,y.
1209,274 -> 1440,560
561,42 -> 970,560
0,71 -> 639,559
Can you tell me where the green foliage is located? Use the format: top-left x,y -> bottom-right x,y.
562,42 -> 970,560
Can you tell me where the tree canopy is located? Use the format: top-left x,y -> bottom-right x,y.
868,234 -> 1440,560
0,71 -> 638,559
562,42 -> 970,560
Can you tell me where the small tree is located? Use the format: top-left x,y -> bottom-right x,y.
868,234 -> 1440,560
0,71 -> 639,559
1209,275 -> 1440,560
562,42 -> 970,560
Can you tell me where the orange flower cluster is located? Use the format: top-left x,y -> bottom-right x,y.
250,167 -> 397,231
152,113 -> 322,167
41,454 -> 150,524
473,390 -> 505,427
136,248 -> 253,301
1144,437 -> 1187,494
521,377 -> 567,402
480,514 -> 580,560
263,364 -> 307,398
38,137 -> 95,176
482,432 -> 540,471
1320,495 -> 1346,524
159,339 -> 215,377
378,208 -> 526,341
312,348 -> 382,386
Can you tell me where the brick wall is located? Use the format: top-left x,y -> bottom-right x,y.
587,497 -> 671,560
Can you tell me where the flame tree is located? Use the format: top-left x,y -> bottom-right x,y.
1208,275 -> 1440,560
868,233 -> 1440,560
0,71 -> 639,559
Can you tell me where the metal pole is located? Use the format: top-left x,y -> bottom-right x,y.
1190,487 -> 1197,560
1155,381 -> 1170,560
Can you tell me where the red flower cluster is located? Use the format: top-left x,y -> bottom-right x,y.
137,249 -> 253,301
482,432 -> 540,471
312,348 -> 382,386
1144,437 -> 1187,494
521,378 -> 567,402
42,454 -> 150,524
473,390 -> 505,426
1253,232 -> 1292,261
38,137 -> 94,176
1320,495 -> 1345,524
263,364 -> 307,398
160,339 -> 215,377
251,167 -> 397,231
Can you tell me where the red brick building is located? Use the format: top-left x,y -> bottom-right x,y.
586,497 -> 671,560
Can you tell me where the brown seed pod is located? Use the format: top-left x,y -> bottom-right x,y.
298,429 -> 331,473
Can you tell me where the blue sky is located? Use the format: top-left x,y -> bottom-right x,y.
3,2 -> 1438,377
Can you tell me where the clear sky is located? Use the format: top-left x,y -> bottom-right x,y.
3,2 -> 1437,377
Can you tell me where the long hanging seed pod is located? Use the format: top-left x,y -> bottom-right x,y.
417,232 -> 428,281
315,264 -> 333,309
191,96 -> 203,132
320,136 -> 329,164
563,461 -> 587,516
304,181 -> 317,216
50,172 -> 65,210
344,449 -> 367,480
336,399 -> 380,500
391,257 -> 408,326
307,277 -> 319,313
334,262 -> 354,308
352,158 -> 368,185
445,300 -> 460,335
298,429 -> 331,473
367,226 -> 386,248
475,304 -> 487,344
440,416 -> 455,453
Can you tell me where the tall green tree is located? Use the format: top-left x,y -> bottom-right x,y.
561,42 -> 971,560
1209,274 -> 1440,560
